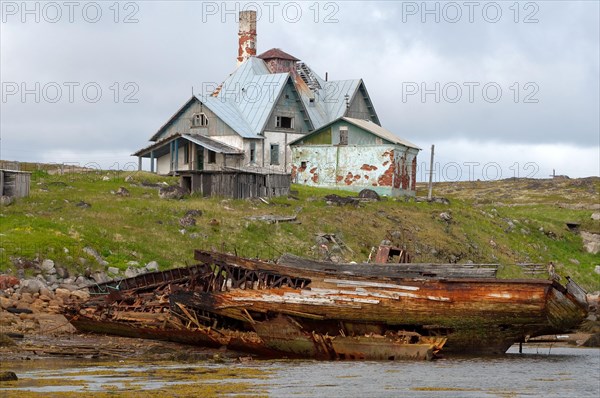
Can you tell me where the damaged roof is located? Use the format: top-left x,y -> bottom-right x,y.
146,52 -> 380,143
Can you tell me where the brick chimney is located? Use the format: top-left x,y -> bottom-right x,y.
237,11 -> 257,66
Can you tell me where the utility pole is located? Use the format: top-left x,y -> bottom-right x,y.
427,144 -> 435,201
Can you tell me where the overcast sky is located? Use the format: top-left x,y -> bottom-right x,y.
1,0 -> 598,181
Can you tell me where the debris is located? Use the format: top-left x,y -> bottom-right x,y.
159,185 -> 187,200
75,200 -> 91,208
324,194 -> 359,207
247,214 -> 297,224
115,187 -> 130,197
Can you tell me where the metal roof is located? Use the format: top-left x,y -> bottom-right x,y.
342,118 -> 421,149
133,133 -> 245,157
257,48 -> 300,61
289,117 -> 420,150
144,55 -> 381,145
182,134 -> 244,154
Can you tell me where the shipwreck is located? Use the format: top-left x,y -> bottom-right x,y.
65,250 -> 589,360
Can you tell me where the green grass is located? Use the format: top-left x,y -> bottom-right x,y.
1,171 -> 598,291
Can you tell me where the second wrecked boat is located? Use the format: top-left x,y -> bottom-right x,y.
66,250 -> 588,360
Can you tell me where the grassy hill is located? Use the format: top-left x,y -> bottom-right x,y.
1,169 -> 599,291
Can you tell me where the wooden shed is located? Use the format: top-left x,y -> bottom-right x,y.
1,169 -> 31,198
179,167 -> 290,199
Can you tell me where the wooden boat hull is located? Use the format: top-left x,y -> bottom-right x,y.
68,250 -> 588,357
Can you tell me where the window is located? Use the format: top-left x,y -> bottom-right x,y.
250,142 -> 256,163
339,126 -> 349,145
270,144 -> 280,165
183,143 -> 190,164
276,116 -> 293,129
208,150 -> 216,164
192,113 -> 209,127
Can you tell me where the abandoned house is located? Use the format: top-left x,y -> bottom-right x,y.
133,10 -> 419,198
290,117 -> 420,196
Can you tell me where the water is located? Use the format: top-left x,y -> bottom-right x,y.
2,345 -> 599,397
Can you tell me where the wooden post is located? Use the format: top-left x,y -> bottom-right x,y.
138,157 -> 142,171
427,144 -> 435,201
150,151 -> 155,173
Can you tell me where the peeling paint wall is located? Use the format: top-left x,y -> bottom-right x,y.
291,145 -> 418,196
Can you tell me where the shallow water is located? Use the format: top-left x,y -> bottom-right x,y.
2,345 -> 599,397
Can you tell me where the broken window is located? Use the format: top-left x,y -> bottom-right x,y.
250,142 -> 256,163
276,116 -> 293,129
192,113 -> 209,127
208,150 -> 216,164
339,126 -> 349,145
270,144 -> 280,165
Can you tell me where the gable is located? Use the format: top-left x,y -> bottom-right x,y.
152,97 -> 240,142
263,77 -> 313,133
345,82 -> 380,125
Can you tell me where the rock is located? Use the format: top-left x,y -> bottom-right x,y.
83,247 -> 109,266
439,212 -> 452,222
358,189 -> 380,201
127,260 -> 139,266
209,218 -> 220,227
45,274 -> 57,285
0,196 -> 13,206
179,215 -> 197,227
55,266 -> 69,279
19,279 -> 44,295
91,271 -> 109,284
107,266 -> 120,275
70,289 -> 90,302
125,266 -> 142,278
185,209 -> 202,217
592,212 -> 600,221
125,175 -> 134,182
158,185 -> 187,200
75,200 -> 91,208
54,288 -> 71,300
102,176 -> 110,181
595,266 -> 600,275
581,232 -> 600,254
569,258 -> 580,265
0,275 -> 19,290
74,276 -> 92,287
0,371 -> 18,381
145,261 -> 159,272
40,259 -> 56,273
37,314 -> 77,334
115,186 -> 130,197
0,296 -> 14,309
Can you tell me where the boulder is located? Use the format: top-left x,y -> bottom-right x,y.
159,185 -> 187,200
0,371 -> 18,381
70,289 -> 90,302
124,266 -> 142,278
83,247 -> 109,266
439,212 -> 452,222
107,266 -> 120,275
592,212 -> 600,221
54,288 -> 71,300
0,275 -> 19,290
179,215 -> 196,227
358,189 -> 380,201
581,232 -> 600,254
115,186 -> 130,197
145,261 -> 159,272
91,271 -> 109,284
40,259 -> 56,274
19,279 -> 44,295
55,266 -> 69,279
0,196 -> 13,206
